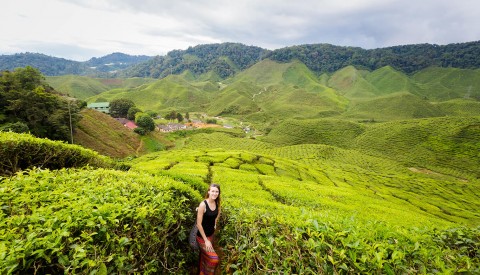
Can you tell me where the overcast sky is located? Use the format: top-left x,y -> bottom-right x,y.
1,0 -> 479,61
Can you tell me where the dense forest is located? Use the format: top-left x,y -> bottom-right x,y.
0,53 -> 153,76
267,41 -> 480,74
2,41 -> 480,79
0,66 -> 83,141
0,53 -> 92,76
84,52 -> 152,73
120,42 -> 268,78
122,41 -> 480,78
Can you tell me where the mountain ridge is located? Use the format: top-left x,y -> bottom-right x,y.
2,40 -> 480,77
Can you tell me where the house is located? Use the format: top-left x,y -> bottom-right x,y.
87,102 -> 110,114
125,121 -> 138,130
158,123 -> 187,132
115,118 -> 137,130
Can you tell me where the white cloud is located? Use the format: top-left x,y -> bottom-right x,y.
1,0 -> 479,61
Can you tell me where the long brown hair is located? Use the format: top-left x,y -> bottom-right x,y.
205,183 -> 221,208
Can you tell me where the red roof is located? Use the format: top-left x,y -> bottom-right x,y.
125,121 -> 138,129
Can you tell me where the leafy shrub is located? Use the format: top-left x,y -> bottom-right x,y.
219,208 -> 480,274
0,132 -> 113,176
0,168 -> 203,274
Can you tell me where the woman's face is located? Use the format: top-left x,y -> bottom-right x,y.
208,186 -> 220,200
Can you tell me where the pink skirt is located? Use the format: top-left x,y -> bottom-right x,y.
196,235 -> 219,275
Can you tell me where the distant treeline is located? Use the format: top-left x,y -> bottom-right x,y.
267,41 -> 480,74
122,41 -> 480,78
121,42 -> 267,78
0,53 -> 153,76
0,66 -> 83,142
2,41 -> 480,77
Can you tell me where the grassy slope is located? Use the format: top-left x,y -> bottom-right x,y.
170,133 -> 480,226
413,67 -> 480,101
47,75 -> 111,99
74,109 -> 144,158
87,73 -> 214,113
353,116 -> 480,179
208,59 -> 348,130
47,75 -> 156,100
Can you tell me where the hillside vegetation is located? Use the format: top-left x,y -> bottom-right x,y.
128,144 -> 479,273
1,42 -> 480,273
73,109 -> 144,158
1,115 -> 479,273
46,76 -> 156,100
5,41 -> 480,79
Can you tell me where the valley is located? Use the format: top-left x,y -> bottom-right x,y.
1,42 -> 479,274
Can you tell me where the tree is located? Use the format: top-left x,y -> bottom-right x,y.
185,112 -> 190,121
176,112 -> 184,122
0,67 -> 81,141
165,110 -> 177,120
145,110 -> 158,118
135,113 -> 155,133
127,106 -> 142,121
110,99 -> 135,118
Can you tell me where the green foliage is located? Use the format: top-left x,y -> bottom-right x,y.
74,109 -> 143,158
0,168 -> 202,274
0,122 -> 29,133
0,53 -> 91,76
121,42 -> 267,78
0,67 -> 82,141
127,106 -> 141,121
354,116 -> 480,178
0,53 -> 152,76
133,127 -> 148,135
0,132 -> 113,176
128,147 -> 480,273
46,76 -> 157,100
109,98 -> 134,118
267,41 -> 480,74
263,118 -> 365,147
135,113 -> 155,132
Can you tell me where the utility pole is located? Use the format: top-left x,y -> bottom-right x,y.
68,100 -> 74,144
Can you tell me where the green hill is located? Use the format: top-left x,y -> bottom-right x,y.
342,92 -> 444,120
353,116 -> 480,179
74,109 -> 144,158
413,67 -> 480,101
86,74 -> 215,113
2,118 -> 479,273
261,118 -> 365,147
46,75 -> 156,100
208,59 -> 347,128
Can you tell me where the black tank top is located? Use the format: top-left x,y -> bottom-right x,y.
197,200 -> 218,237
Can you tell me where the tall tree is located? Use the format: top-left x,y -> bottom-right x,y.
110,99 -> 135,118
0,66 -> 81,141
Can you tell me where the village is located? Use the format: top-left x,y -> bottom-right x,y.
86,102 -> 250,134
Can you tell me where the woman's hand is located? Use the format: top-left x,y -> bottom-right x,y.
204,239 -> 214,252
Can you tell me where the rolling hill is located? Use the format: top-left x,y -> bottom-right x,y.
0,52 -> 153,76
74,108 -> 144,158
46,75 -> 156,100
2,45 -> 480,273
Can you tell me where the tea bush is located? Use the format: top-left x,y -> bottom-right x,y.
0,168 -> 202,274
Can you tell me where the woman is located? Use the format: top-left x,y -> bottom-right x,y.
196,183 -> 221,275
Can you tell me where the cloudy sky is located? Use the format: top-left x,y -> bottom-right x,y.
1,0 -> 479,61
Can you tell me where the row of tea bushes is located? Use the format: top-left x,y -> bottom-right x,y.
0,168 -> 202,274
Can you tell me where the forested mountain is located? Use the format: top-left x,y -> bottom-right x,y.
267,41 -> 480,74
85,52 -> 152,72
2,41 -> 480,78
120,41 -> 480,78
119,42 -> 268,78
0,66 -> 83,141
0,53 -> 91,76
0,52 -> 153,76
